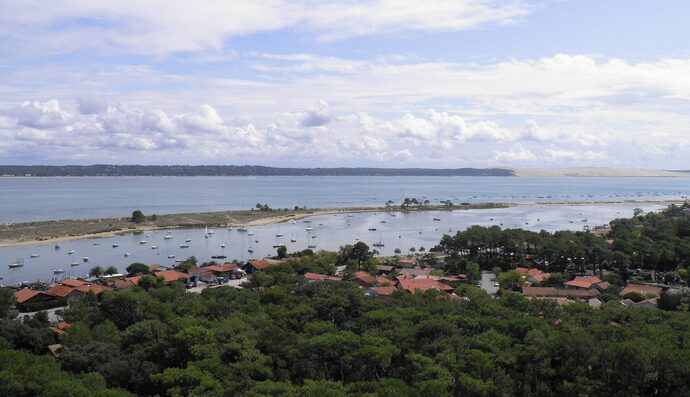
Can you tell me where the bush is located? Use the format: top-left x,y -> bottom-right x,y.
130,210 -> 145,223
657,292 -> 681,311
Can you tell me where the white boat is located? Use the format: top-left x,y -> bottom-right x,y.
53,269 -> 64,274
168,255 -> 176,258
68,250 -> 75,255
373,242 -> 384,247
433,218 -> 441,221
227,227 -> 233,231
146,234 -> 151,237
221,244 -> 226,248
238,227 -> 248,232
292,220 -> 296,224
308,244 -> 317,249
368,227 -> 377,231
180,244 -> 190,248
276,233 -> 284,237
151,246 -> 158,250
248,248 -> 254,253
185,239 -> 192,242
291,238 -> 297,242
164,234 -> 172,239
54,243 -> 60,249
82,257 -> 89,262
112,243 -> 119,248
306,227 -> 314,231
29,254 -> 40,258
273,244 -> 285,248
124,252 -> 130,257
70,262 -> 79,266
9,259 -> 23,268
93,242 -> 99,246
205,234 -> 210,239
140,240 -> 147,245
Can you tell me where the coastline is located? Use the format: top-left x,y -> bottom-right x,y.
0,200 -> 683,248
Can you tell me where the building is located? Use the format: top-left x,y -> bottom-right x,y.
205,263 -> 238,278
397,256 -> 418,268
14,288 -> 56,311
397,275 -> 453,294
522,286 -> 600,300
46,284 -> 84,300
621,283 -> 662,297
304,272 -> 342,282
349,271 -> 376,287
243,259 -> 282,274
564,276 -> 607,290
367,286 -> 397,296
188,266 -> 217,283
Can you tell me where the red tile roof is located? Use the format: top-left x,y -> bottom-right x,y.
149,264 -> 161,272
46,284 -> 78,298
49,326 -> 66,335
371,286 -> 397,296
15,288 -> 44,304
523,286 -> 599,299
398,277 -> 453,293
350,271 -> 376,285
113,279 -> 136,289
76,284 -> 111,294
516,267 -> 529,275
60,279 -> 87,288
621,283 -> 662,296
249,259 -> 271,270
398,256 -> 417,265
154,270 -> 191,283
206,264 -> 237,273
526,268 -> 550,282
565,276 -> 603,289
304,272 -> 342,282
398,268 -> 431,276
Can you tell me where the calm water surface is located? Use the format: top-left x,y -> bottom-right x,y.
1,176 -> 688,223
0,203 -> 664,284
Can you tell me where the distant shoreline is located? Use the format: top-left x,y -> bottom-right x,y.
0,199 -> 682,249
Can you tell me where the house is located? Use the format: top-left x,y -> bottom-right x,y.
304,272 -> 342,282
620,299 -> 636,307
635,298 -> 658,309
205,263 -> 238,277
46,284 -> 83,300
59,279 -> 87,288
110,278 -> 136,289
188,267 -> 217,283
367,286 -> 397,296
154,270 -> 191,284
621,283 -> 662,297
522,286 -> 599,300
397,275 -> 453,294
375,265 -> 395,274
48,344 -> 64,358
349,271 -> 376,287
565,276 -> 604,289
397,256 -> 418,268
398,267 -> 431,277
149,264 -> 161,272
48,322 -> 72,335
588,298 -> 602,309
75,284 -> 111,295
14,288 -> 56,310
243,259 -> 281,274
525,268 -> 551,283
439,275 -> 466,287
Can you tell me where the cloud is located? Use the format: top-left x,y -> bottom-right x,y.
0,1 -> 533,56
301,100 -> 332,127
492,146 -> 537,163
76,95 -> 108,115
9,100 -> 71,129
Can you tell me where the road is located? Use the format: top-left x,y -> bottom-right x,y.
480,271 -> 499,295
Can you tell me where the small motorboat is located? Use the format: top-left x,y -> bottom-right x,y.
306,227 -> 314,231
146,234 -> 151,237
368,227 -> 377,231
273,244 -> 285,248
308,244 -> 317,249
211,255 -> 227,259
248,248 -> 254,253
237,227 -> 248,232
221,244 -> 226,248
124,252 -> 130,257
164,234 -> 173,239
29,254 -> 40,258
82,257 -> 89,262
168,255 -> 176,258
70,262 -> 80,266
151,246 -> 158,250
53,269 -> 64,274
93,242 -> 100,246
112,243 -> 119,248
9,260 -> 23,268
373,242 -> 384,247
180,244 -> 190,248
140,240 -> 147,245
185,239 -> 191,242
276,233 -> 284,237
291,238 -> 297,242
54,244 -> 60,249
248,232 -> 255,236
433,218 -> 441,221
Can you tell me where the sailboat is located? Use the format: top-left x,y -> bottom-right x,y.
164,233 -> 172,239
9,259 -> 23,268
372,232 -> 385,247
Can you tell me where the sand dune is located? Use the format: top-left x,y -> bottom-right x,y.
513,168 -> 690,178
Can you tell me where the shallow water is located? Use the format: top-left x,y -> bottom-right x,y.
0,203 -> 663,284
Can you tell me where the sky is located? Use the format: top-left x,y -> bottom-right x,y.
1,0 -> 689,169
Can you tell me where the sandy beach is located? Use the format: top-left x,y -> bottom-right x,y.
0,200 -> 682,248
